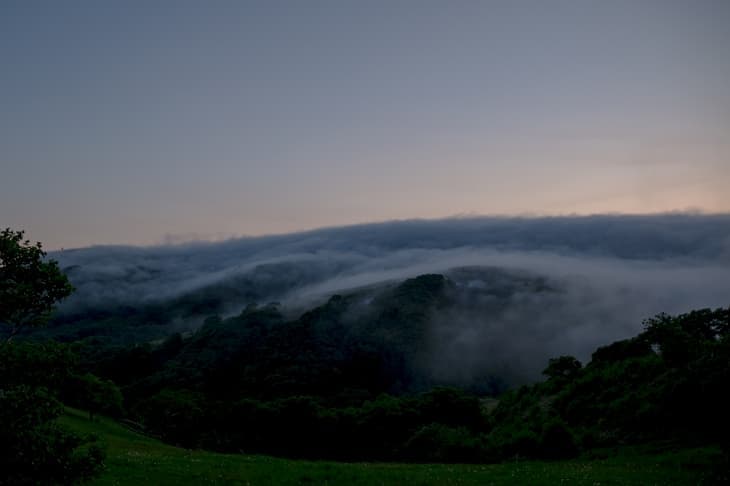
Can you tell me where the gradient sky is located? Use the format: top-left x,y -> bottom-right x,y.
1,1 -> 729,249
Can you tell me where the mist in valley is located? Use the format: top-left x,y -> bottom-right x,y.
46,214 -> 730,387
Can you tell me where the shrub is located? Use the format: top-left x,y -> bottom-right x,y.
402,424 -> 485,462
0,385 -> 105,485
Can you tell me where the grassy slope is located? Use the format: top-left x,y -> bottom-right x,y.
60,408 -> 718,485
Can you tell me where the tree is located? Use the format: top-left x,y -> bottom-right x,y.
0,230 -> 105,484
0,386 -> 105,485
542,355 -> 582,382
0,228 -> 74,341
69,372 -> 124,421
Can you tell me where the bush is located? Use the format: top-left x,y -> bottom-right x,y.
134,388 -> 205,447
485,424 -> 541,460
64,373 -> 124,420
402,424 -> 485,462
0,386 -> 105,485
0,341 -> 77,390
539,418 -> 578,459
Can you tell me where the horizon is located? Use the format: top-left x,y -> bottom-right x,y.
44,210 -> 730,252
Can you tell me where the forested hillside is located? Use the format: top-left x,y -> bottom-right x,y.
3,224 -> 729,483
6,276 -> 727,466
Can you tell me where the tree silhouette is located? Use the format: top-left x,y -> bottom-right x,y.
0,228 -> 74,341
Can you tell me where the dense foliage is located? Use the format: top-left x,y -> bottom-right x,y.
0,342 -> 109,485
0,385 -> 104,485
487,308 -> 730,460
1,229 -> 109,484
70,281 -> 728,464
0,228 -> 74,341
2,230 -> 727,469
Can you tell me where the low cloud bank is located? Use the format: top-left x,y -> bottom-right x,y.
52,214 -> 730,384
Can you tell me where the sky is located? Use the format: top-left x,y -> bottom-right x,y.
1,1 -> 729,250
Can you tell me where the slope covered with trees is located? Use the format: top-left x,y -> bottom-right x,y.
2,227 -> 728,482
72,280 -> 729,466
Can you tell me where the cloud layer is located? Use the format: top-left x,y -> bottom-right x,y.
52,214 -> 730,384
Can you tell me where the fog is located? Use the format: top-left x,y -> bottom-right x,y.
52,214 -> 730,384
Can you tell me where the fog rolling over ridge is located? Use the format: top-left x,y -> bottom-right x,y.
52,214 -> 730,385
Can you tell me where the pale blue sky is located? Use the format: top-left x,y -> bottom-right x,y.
1,1 -> 729,249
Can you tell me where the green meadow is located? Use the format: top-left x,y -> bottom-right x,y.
61,408 -> 720,485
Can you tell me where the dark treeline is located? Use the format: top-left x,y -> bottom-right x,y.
4,224 -> 730,484
18,275 -> 726,463
2,238 -> 729,472
0,342 -> 108,485
124,306 -> 730,462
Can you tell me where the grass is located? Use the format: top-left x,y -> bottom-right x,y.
60,408 -> 721,485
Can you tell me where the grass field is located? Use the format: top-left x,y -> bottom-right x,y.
60,408 -> 721,485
